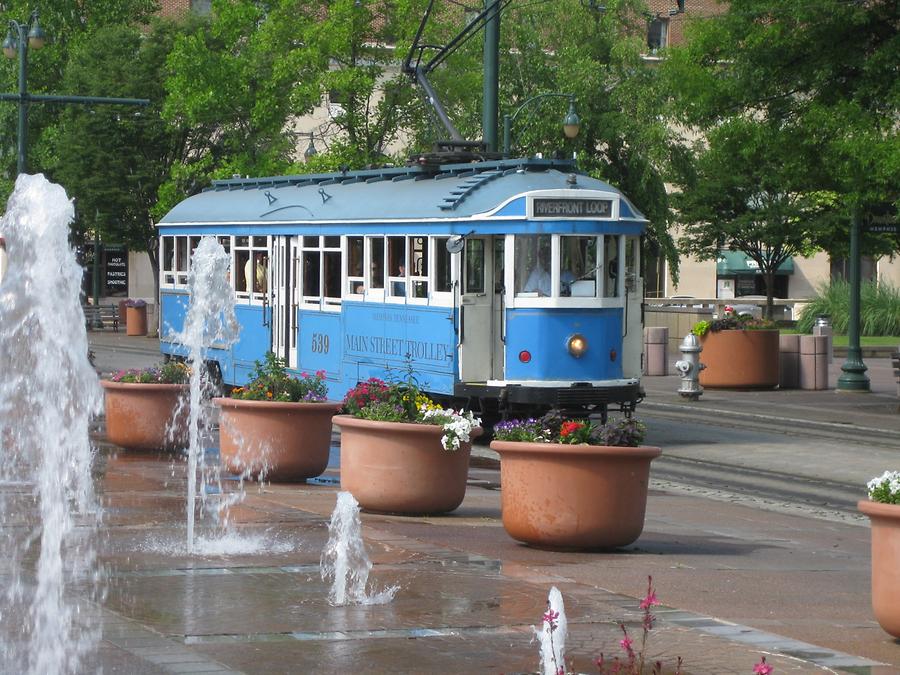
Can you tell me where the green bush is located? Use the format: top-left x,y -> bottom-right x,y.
797,280 -> 900,336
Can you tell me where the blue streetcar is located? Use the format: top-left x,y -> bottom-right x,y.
157,157 -> 647,419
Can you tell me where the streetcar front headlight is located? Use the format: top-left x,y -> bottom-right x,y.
567,333 -> 588,358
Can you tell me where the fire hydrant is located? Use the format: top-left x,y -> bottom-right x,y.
675,333 -> 705,400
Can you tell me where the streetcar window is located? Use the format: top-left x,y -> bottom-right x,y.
303,235 -> 319,247
217,236 -> 231,253
388,236 -> 406,297
161,236 -> 175,285
464,238 -> 485,294
302,250 -> 320,299
368,237 -> 384,290
324,250 -> 341,304
410,236 -> 428,298
175,237 -> 189,285
604,235 -> 621,297
324,236 -> 340,248
514,234 -> 550,296
624,237 -> 639,293
251,251 -> 268,294
347,236 -> 364,295
235,250 -> 250,293
434,238 -> 452,293
560,236 -> 597,297
493,238 -> 505,294
235,236 -> 249,248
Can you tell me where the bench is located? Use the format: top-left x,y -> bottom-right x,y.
83,304 -> 120,332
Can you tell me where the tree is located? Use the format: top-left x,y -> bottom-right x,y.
664,0 -> 899,281
163,0 -> 424,181
0,0 -> 159,201
673,118 -> 829,317
50,17 -> 208,290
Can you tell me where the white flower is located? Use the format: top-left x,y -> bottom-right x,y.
867,470 -> 900,501
422,406 -> 481,451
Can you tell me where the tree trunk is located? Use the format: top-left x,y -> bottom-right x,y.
764,269 -> 775,320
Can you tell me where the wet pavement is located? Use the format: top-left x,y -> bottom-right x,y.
20,330 -> 893,674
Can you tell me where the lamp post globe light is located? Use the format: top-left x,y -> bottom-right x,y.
502,93 -> 580,158
3,9 -> 47,176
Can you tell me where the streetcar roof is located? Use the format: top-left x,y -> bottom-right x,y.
158,158 -> 648,227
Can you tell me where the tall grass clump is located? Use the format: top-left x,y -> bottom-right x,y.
797,280 -> 900,336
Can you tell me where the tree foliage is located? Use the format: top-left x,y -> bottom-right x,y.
0,0 -> 159,200
49,18 -> 210,287
664,0 -> 899,278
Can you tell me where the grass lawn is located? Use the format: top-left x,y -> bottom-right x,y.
780,330 -> 900,347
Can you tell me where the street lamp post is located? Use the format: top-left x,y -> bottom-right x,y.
1,8 -> 150,176
3,9 -> 45,175
836,204 -> 871,391
502,93 -> 580,158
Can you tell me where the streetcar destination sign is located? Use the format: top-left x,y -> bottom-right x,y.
532,197 -> 613,218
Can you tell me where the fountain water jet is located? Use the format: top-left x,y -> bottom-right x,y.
320,492 -> 397,606
535,586 -> 568,675
0,174 -> 103,674
176,236 -> 238,553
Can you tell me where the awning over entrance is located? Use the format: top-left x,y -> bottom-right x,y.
716,251 -> 794,276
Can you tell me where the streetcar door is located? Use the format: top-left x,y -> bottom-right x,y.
458,237 -> 495,381
272,236 -> 298,368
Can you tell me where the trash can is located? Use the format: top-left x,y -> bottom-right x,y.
126,301 -> 148,337
643,327 -> 669,376
813,315 -> 833,364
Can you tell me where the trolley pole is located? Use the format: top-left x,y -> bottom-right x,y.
482,0 -> 500,152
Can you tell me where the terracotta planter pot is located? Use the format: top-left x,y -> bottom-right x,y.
858,500 -> 900,638
334,415 -> 482,515
102,381 -> 188,451
699,329 -> 780,388
214,398 -> 340,482
125,305 -> 148,336
491,440 -> 662,549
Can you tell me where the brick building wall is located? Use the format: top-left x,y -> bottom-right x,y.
157,0 -> 210,18
644,0 -> 727,51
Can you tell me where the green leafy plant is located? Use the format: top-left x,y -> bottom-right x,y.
797,280 -> 900,336
867,471 -> 900,505
108,362 -> 189,384
230,352 -> 327,402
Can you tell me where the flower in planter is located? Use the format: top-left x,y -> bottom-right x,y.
230,352 -> 327,402
108,361 -> 190,384
866,470 -> 900,504
342,377 -> 480,451
125,298 -> 147,308
494,410 -> 646,447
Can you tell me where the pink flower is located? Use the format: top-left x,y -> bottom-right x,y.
639,590 -> 659,610
543,608 -> 559,630
619,635 -> 633,652
753,657 -> 773,675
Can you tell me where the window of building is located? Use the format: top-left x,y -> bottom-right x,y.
647,17 -> 668,54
